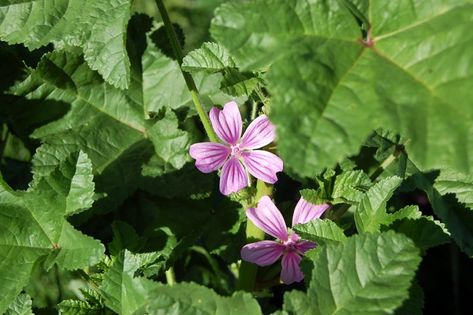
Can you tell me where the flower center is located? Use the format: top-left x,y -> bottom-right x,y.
283,232 -> 300,253
230,144 -> 243,158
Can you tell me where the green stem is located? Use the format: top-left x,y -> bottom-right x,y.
237,180 -> 273,291
154,0 -> 218,143
165,266 -> 176,285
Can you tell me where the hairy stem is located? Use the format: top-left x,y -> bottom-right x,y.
237,181 -> 273,291
154,0 -> 218,142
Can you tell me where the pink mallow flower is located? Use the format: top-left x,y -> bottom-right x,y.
241,196 -> 330,284
189,101 -> 283,195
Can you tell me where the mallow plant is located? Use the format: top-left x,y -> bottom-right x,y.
0,0 -> 471,314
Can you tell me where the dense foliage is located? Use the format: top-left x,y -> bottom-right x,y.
0,0 -> 472,314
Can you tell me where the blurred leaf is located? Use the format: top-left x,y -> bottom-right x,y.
58,299 -> 105,315
5,293 -> 33,315
0,151 -> 104,313
146,282 -> 262,314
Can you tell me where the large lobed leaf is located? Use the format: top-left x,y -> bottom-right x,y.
0,151 -> 104,313
283,231 -> 421,315
12,44 -> 202,212
0,0 -> 134,89
211,0 -> 473,178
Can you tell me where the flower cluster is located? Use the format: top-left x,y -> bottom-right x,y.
189,101 -> 330,284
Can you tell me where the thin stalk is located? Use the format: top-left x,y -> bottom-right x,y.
250,101 -> 258,121
368,151 -> 398,181
254,87 -> 269,114
165,266 -> 176,285
237,180 -> 273,291
154,0 -> 218,143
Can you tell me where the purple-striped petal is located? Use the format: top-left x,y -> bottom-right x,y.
296,240 -> 316,254
241,240 -> 284,266
209,101 -> 242,145
242,150 -> 283,184
189,142 -> 230,173
292,197 -> 330,226
240,115 -> 275,149
280,252 -> 304,284
219,157 -> 248,195
247,196 -> 288,241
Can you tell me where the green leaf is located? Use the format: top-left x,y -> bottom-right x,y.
435,170 -> 473,209
332,170 -> 372,203
142,42 -> 223,115
293,219 -> 347,244
354,176 -> 402,233
283,231 -> 421,315
395,281 -> 424,315
109,221 -> 142,256
13,45 -> 208,212
100,250 -> 157,315
57,300 -> 104,315
0,0 -> 133,88
383,205 -> 450,251
182,42 -> 260,96
5,293 -> 33,315
146,282 -> 262,314
0,151 -> 104,313
212,0 -> 473,177
386,205 -> 422,223
391,217 -> 450,251
410,169 -> 473,256
147,109 -> 191,171
183,42 -> 238,72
